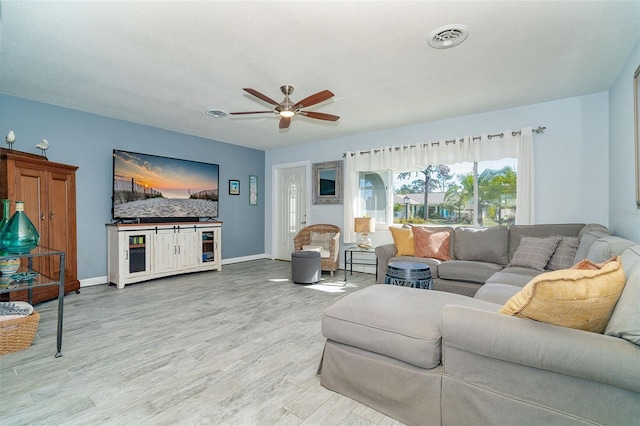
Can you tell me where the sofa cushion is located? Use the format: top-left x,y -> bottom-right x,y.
508,236 -> 561,271
389,227 -> 414,256
573,228 -> 612,263
322,284 -> 500,369
586,236 -> 636,263
413,226 -> 451,261
499,256 -> 626,333
484,266 -> 542,287
605,245 -> 640,345
438,260 -> 504,284
547,236 -> 580,270
578,223 -> 611,239
474,283 -> 522,304
454,226 -> 509,265
508,223 -> 585,260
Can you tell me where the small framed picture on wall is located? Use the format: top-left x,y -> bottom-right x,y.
249,175 -> 258,206
229,179 -> 240,195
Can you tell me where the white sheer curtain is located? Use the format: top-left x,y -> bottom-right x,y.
515,127 -> 535,225
344,127 -> 535,242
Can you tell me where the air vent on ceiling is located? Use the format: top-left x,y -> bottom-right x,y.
428,24 -> 468,49
207,110 -> 227,118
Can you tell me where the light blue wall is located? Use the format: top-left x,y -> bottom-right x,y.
0,95 -> 265,281
6,47 -> 638,282
265,92 -> 611,256
609,37 -> 640,242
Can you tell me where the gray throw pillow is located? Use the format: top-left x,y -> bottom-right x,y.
454,226 -> 509,265
547,236 -> 580,270
509,236 -> 561,271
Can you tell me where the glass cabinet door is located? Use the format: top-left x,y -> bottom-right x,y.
125,231 -> 151,277
200,229 -> 216,263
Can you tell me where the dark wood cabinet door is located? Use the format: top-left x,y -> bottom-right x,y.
48,170 -> 77,284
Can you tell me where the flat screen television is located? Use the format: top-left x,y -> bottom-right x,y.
112,149 -> 219,222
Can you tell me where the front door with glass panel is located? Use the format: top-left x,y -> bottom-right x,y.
275,166 -> 306,260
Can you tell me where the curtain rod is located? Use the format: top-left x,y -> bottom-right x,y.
343,126 -> 546,157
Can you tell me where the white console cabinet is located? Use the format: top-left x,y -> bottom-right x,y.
107,222 -> 222,289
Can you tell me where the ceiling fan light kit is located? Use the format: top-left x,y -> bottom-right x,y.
230,85 -> 340,129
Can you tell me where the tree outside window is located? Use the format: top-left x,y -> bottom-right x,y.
392,159 -> 517,226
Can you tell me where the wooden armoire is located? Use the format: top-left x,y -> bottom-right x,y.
0,148 -> 79,303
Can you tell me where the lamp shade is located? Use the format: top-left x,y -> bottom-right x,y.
354,217 -> 375,234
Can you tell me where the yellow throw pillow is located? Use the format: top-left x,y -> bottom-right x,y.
389,227 -> 414,256
499,256 -> 626,333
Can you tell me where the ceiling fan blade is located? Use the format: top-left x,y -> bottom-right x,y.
229,111 -> 274,115
279,116 -> 291,129
299,111 -> 340,121
294,90 -> 334,108
243,88 -> 280,106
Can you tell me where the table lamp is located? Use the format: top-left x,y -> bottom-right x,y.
354,217 -> 375,249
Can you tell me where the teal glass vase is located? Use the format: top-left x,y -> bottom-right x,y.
0,201 -> 40,254
0,199 -> 10,233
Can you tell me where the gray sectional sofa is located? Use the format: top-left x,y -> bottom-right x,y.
319,225 -> 640,425
375,223 -> 622,297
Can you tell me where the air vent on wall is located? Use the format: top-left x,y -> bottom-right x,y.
428,24 -> 469,49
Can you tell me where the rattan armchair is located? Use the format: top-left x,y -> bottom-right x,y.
293,224 -> 341,277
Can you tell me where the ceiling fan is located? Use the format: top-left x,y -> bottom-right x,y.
229,85 -> 340,129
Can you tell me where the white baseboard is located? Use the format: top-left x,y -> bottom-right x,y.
221,253 -> 268,265
80,276 -> 108,287
79,254 -> 270,287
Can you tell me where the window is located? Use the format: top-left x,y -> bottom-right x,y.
358,171 -> 389,225
357,158 -> 517,227
288,183 -> 297,233
393,159 -> 517,226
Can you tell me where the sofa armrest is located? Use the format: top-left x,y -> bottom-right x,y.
442,305 -> 640,394
375,243 -> 397,283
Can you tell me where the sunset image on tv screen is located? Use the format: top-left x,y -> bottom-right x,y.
112,150 -> 219,219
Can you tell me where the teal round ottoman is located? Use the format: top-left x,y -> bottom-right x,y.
385,261 -> 433,289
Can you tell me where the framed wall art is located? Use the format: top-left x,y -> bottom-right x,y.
229,179 -> 240,195
249,175 -> 258,206
312,160 -> 343,204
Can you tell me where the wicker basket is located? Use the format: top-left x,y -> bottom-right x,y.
0,310 -> 39,355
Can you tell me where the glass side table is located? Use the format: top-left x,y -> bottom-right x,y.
344,246 -> 378,281
0,247 -> 66,357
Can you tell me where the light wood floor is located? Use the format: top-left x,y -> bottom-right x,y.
0,260 -> 403,425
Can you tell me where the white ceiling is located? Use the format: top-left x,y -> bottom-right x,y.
1,1 -> 639,150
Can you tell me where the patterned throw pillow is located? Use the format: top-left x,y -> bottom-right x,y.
310,232 -> 335,251
389,227 -> 414,256
413,227 -> 451,260
499,256 -> 626,333
509,236 -> 561,271
547,236 -> 580,270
